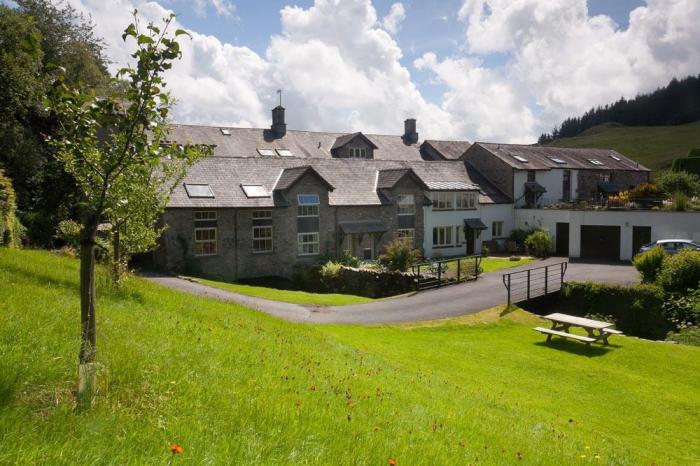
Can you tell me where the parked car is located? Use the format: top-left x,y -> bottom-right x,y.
638,239 -> 700,255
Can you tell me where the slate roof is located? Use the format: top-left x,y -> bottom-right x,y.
423,140 -> 472,160
330,132 -> 378,150
464,164 -> 512,204
469,143 -> 649,172
274,166 -> 334,191
167,124 -> 426,161
168,158 -> 492,208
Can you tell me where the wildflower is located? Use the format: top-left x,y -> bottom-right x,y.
580,454 -> 587,458
594,455 -> 600,459
169,443 -> 184,455
388,459 -> 397,465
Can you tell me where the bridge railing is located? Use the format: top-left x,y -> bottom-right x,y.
412,255 -> 482,291
502,261 -> 568,305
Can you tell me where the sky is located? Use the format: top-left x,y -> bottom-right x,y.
22,0 -> 700,142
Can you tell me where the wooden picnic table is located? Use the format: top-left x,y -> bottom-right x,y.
534,313 -> 623,346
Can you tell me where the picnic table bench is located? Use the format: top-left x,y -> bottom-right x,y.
534,313 -> 623,346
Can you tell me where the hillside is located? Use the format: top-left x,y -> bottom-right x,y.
547,120 -> 700,173
1,249 -> 699,464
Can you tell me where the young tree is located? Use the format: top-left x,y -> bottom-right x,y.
47,12 -> 208,407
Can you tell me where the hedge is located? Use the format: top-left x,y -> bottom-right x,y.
556,282 -> 671,340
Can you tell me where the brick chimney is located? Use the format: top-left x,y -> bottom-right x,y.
271,105 -> 286,137
403,118 -> 418,144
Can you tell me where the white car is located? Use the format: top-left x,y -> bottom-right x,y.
639,239 -> 700,255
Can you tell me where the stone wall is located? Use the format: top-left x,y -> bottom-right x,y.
576,169 -> 650,199
463,145 -> 515,198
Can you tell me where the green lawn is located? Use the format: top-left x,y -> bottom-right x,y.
480,256 -> 534,273
190,276 -> 374,306
1,248 -> 699,464
548,120 -> 700,173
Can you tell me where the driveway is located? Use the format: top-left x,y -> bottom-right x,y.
144,259 -> 639,325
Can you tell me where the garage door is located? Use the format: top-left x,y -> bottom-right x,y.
580,225 -> 621,261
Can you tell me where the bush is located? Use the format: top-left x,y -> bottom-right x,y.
378,239 -> 421,272
481,245 -> 489,257
669,193 -> 688,211
661,289 -> 700,328
655,170 -> 700,198
524,230 -> 552,258
667,326 -> 700,346
628,182 -> 663,201
320,261 -> 343,290
559,282 -> 670,339
687,148 -> 700,158
657,249 -> 700,293
337,250 -> 360,268
0,169 -> 22,247
55,219 -> 83,250
509,256 -> 521,261
632,246 -> 666,283
509,229 -> 528,247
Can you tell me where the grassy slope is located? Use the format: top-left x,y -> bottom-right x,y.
191,276 -> 374,306
548,121 -> 700,172
1,249 -> 699,465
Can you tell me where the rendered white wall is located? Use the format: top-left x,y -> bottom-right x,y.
515,209 -> 700,260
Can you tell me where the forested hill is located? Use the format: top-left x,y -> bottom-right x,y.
539,75 -> 700,143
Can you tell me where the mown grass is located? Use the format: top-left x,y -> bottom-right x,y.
480,256 -> 533,273
1,248 -> 699,465
548,121 -> 700,173
189,276 -> 374,306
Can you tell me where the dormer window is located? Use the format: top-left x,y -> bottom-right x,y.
350,148 -> 368,159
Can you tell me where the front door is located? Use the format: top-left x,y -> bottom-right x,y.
632,226 -> 651,257
465,228 -> 475,255
555,222 -> 570,256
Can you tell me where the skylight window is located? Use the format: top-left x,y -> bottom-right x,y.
184,184 -> 215,198
241,184 -> 270,198
276,149 -> 293,157
220,128 -> 231,136
257,149 -> 275,156
513,155 -> 528,163
609,154 -> 621,161
588,159 -> 605,166
548,157 -> 566,164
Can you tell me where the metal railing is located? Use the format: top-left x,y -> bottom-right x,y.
516,197 -> 670,211
412,255 -> 482,291
502,261 -> 568,305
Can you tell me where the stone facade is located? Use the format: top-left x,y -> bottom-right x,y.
157,170 -> 428,280
462,144 -> 515,198
576,169 -> 650,199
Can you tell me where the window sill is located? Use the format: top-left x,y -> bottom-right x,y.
455,208 -> 478,211
432,245 -> 458,249
252,250 -> 274,255
297,253 -> 319,257
194,254 -> 218,258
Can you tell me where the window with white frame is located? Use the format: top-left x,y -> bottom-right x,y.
252,210 -> 273,253
456,192 -> 476,209
194,211 -> 217,256
433,192 -> 453,210
432,226 -> 453,247
298,232 -> 319,255
396,228 -> 415,244
297,194 -> 320,217
396,194 -> 415,215
492,221 -> 504,238
599,173 -> 611,183
349,147 -> 368,159
455,225 -> 464,245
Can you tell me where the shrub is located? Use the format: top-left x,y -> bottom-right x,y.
509,229 -> 528,247
655,170 -> 700,198
560,282 -> 670,339
661,289 -> 700,329
55,219 -> 83,250
0,169 -> 22,247
481,245 -> 489,257
524,230 -> 552,258
509,256 -> 521,261
667,326 -> 700,346
632,246 -> 666,283
669,193 -> 688,211
657,249 -> 700,293
320,261 -> 343,289
687,148 -> 700,158
378,239 -> 421,272
337,250 -> 361,268
628,182 -> 663,201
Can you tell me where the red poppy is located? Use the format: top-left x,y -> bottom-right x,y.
388,458 -> 397,465
169,444 -> 184,455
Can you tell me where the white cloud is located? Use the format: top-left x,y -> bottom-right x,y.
429,0 -> 700,139
191,0 -> 236,18
382,2 -> 406,34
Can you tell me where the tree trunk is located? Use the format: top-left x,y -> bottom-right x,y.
113,228 -> 122,283
77,215 -> 99,409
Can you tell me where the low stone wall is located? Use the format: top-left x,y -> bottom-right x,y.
292,263 -> 416,298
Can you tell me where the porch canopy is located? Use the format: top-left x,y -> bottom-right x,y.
464,218 -> 488,230
524,181 -> 547,193
339,221 -> 387,235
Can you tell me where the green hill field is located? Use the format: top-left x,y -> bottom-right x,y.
547,121 -> 700,173
1,248 -> 699,464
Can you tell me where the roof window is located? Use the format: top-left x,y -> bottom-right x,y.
184,184 -> 215,198
548,157 -> 566,164
588,159 -> 605,166
609,154 -> 621,161
220,128 -> 231,136
277,149 -> 293,157
257,149 -> 275,156
513,155 -> 528,163
241,184 -> 270,198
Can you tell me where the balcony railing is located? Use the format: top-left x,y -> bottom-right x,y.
515,197 -> 689,211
